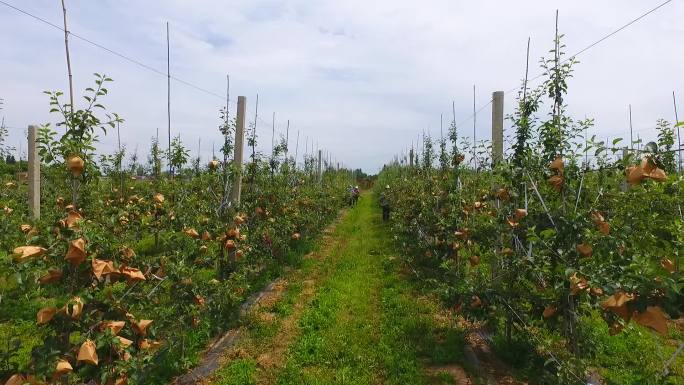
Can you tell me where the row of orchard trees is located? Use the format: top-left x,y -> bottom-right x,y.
0,75 -> 350,385
377,31 -> 683,384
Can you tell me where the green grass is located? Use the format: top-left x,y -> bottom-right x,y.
488,310 -> 684,385
0,320 -> 50,376
580,311 -> 684,385
378,259 -> 466,385
274,195 -> 466,385
212,359 -> 258,385
211,195 -> 469,384
277,199 -> 380,385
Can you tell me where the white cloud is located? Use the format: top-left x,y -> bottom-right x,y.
1,0 -> 682,172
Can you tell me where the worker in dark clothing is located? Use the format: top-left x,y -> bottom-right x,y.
379,185 -> 390,222
347,185 -> 355,206
352,186 -> 360,206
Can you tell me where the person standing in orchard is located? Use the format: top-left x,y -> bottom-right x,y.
379,185 -> 390,221
352,185 -> 360,206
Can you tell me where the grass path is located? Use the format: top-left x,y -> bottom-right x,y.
207,194 -> 475,385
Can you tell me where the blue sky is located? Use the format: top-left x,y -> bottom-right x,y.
1,0 -> 683,172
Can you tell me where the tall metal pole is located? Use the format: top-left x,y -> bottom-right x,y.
554,11 -> 562,158
673,92 -> 681,173
117,121 -> 123,193
417,134 -> 420,165
285,119 -> 290,160
223,75 -> 230,172
523,37 -> 530,102
60,0 -> 74,114
585,125 -> 588,167
251,94 -> 258,164
294,130 -> 300,168
166,22 -> 172,176
440,114 -> 443,140
226,75 -> 230,123
473,84 -> 477,171
629,104 -> 634,152
271,112 -> 276,158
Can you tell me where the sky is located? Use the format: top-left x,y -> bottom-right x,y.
0,0 -> 682,173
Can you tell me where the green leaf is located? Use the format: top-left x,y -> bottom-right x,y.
540,229 -> 556,239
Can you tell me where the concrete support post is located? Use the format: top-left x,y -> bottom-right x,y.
409,149 -> 414,167
492,91 -> 504,164
317,150 -> 322,183
230,96 -> 246,205
28,125 -> 40,219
